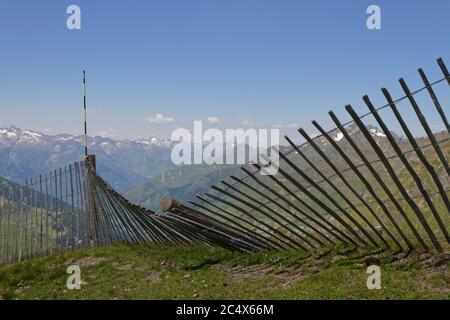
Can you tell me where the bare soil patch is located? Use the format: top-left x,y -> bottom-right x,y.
73,256 -> 108,267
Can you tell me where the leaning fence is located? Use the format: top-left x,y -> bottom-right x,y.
0,161 -> 91,263
161,57 -> 450,255
0,158 -> 250,264
1,57 -> 449,265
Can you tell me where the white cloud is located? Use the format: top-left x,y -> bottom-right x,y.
147,113 -> 174,124
241,120 -> 257,127
272,123 -> 298,129
207,116 -> 220,124
97,128 -> 118,138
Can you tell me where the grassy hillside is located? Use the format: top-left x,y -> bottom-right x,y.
0,176 -> 80,262
0,243 -> 448,300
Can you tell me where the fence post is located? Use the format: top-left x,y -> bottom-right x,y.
85,155 -> 99,247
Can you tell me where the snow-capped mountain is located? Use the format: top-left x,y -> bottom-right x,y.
0,126 -> 176,191
289,123 -> 404,172
0,123 -> 401,193
0,126 -> 46,145
314,123 -> 400,146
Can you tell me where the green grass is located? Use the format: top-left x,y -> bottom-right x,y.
0,243 -> 448,300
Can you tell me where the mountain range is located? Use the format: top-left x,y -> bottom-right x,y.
0,123 -> 416,212
126,123 -> 408,211
0,126 -> 176,191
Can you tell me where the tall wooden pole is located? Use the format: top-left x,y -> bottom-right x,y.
86,155 -> 98,246
82,71 -> 98,246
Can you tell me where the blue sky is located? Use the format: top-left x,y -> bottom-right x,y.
0,0 -> 449,140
